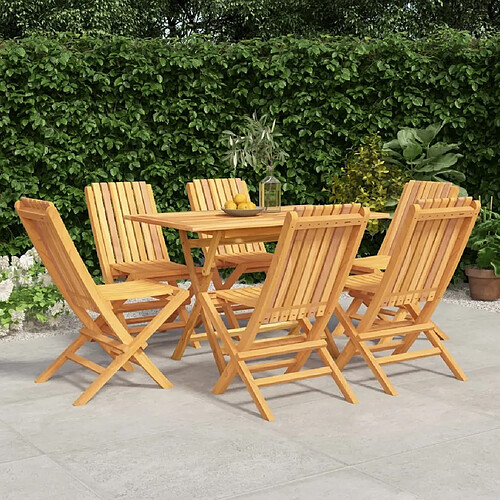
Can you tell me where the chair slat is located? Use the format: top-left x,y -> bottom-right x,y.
100,183 -> 124,263
108,183 -> 132,262
91,182 -> 117,267
115,182 -> 141,262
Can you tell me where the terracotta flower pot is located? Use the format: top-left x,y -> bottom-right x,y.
465,266 -> 500,301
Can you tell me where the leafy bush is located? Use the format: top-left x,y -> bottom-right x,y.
331,135 -> 408,235
0,249 -> 68,335
0,31 -> 499,273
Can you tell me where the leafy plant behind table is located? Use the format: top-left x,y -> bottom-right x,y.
0,31 -> 499,275
383,122 -> 467,194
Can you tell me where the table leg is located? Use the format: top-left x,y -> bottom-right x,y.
171,230 -> 227,374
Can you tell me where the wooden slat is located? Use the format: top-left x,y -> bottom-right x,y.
115,182 -> 141,261
248,359 -> 296,373
100,183 -> 124,263
143,183 -> 167,260
255,367 -> 332,387
66,353 -> 105,374
132,182 -> 156,260
377,348 -> 441,365
124,182 -> 148,261
359,322 -> 435,341
108,183 -> 132,262
238,340 -> 326,360
92,182 -> 116,266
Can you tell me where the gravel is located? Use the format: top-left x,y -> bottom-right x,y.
1,282 -> 497,343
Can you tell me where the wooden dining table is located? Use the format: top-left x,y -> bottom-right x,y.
125,206 -> 389,373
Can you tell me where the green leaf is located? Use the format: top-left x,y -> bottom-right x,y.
402,143 -> 422,161
415,123 -> 443,146
427,143 -> 459,158
397,129 -> 419,148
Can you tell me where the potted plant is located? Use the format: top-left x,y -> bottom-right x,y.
223,113 -> 288,212
465,199 -> 500,300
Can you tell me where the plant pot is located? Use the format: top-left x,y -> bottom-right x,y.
465,266 -> 500,301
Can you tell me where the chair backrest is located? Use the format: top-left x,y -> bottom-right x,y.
85,182 -> 169,282
186,178 -> 266,255
368,197 -> 479,315
240,204 -> 369,346
380,180 -> 460,256
15,198 -> 101,313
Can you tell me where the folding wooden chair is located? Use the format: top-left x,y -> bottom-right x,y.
335,181 -> 460,342
15,198 -> 189,405
334,197 -> 480,396
200,204 -> 370,421
85,181 -> 200,341
187,178 -> 272,289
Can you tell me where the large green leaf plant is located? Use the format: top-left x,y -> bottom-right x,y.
383,123 -> 467,195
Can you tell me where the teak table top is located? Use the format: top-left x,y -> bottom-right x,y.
125,206 -> 389,233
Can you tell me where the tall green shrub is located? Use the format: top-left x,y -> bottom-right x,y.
0,31 -> 499,272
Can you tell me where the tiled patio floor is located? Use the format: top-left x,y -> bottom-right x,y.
0,300 -> 499,499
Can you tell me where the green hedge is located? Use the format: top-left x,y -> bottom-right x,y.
1,31 -> 499,272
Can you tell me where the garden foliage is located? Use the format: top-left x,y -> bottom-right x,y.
0,31 -> 499,272
331,135 -> 407,236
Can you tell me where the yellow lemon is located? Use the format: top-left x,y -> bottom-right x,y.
237,202 -> 251,210
224,200 -> 237,209
233,193 -> 248,204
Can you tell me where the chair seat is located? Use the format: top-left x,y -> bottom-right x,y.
344,273 -> 383,294
215,252 -> 273,269
111,259 -> 199,280
351,255 -> 390,273
98,280 -> 178,301
215,286 -> 263,307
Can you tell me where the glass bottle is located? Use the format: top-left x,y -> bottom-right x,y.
259,166 -> 281,212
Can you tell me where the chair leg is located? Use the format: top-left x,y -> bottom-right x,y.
236,360 -> 275,422
172,301 -> 202,360
317,347 -> 358,404
133,350 -> 174,388
335,340 -> 357,370
212,360 -> 238,394
179,306 -> 201,349
324,326 -> 341,358
222,264 -> 246,290
425,329 -> 467,381
353,339 -> 398,395
35,335 -> 87,383
332,297 -> 362,337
